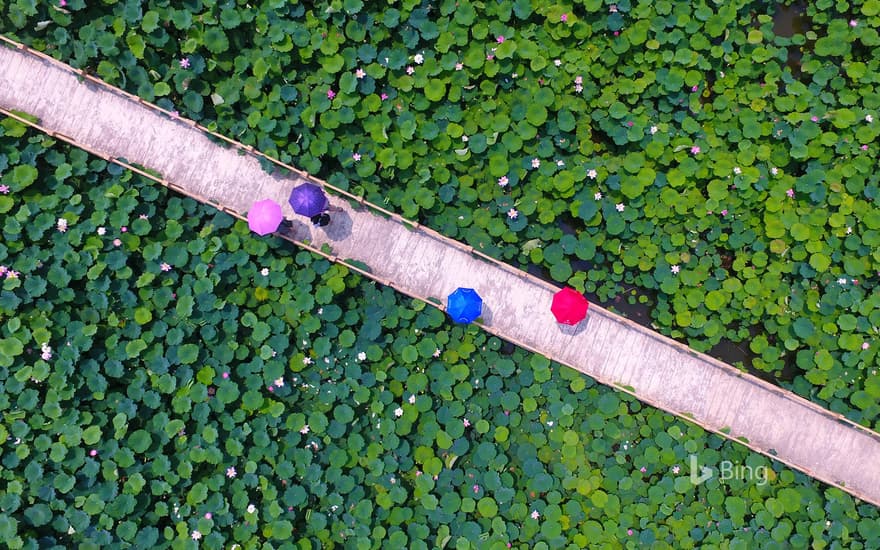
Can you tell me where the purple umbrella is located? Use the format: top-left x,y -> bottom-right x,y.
288,183 -> 329,218
247,199 -> 284,236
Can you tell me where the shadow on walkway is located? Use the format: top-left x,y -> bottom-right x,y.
277,218 -> 311,242
479,304 -> 494,327
322,205 -> 353,242
557,316 -> 591,337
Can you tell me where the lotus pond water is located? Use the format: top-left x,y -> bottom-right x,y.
1,124 -> 879,547
2,0 -> 880,546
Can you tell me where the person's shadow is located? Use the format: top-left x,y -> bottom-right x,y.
557,315 -> 591,337
277,217 -> 310,242
477,304 -> 493,326
321,206 -> 353,242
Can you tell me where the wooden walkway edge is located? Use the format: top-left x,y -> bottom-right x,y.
2,36 -> 879,507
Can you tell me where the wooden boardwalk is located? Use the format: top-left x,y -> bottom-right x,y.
2,38 -> 879,507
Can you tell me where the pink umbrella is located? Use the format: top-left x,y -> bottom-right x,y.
247,199 -> 284,235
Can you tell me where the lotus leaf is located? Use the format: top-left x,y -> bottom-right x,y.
2,2 -> 880,547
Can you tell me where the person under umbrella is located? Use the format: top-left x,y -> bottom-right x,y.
247,199 -> 284,236
447,288 -> 483,324
551,287 -> 590,325
288,182 -> 344,228
289,182 -> 329,221
310,211 -> 331,227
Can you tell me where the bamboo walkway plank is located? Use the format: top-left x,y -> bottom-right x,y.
1,38 -> 879,507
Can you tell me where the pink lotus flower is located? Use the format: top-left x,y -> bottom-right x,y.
498,176 -> 508,187
380,93 -> 388,100
690,145 -> 700,155
113,239 -> 122,247
179,58 -> 190,69
222,372 -> 229,379
406,66 -> 414,75
355,68 -> 366,79
352,152 -> 361,161
862,342 -> 870,350
327,89 -> 336,99
89,449 -> 97,457
0,185 -> 8,194
455,63 -> 463,71
160,262 -> 171,272
463,418 -> 471,427
786,188 -> 795,198
560,13 -> 568,22
226,466 -> 237,478
496,35 -> 505,43
640,466 -> 647,473
507,208 -> 518,219
204,512 -> 212,520
850,19 -> 858,27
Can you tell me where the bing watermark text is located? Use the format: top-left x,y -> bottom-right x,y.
689,454 -> 768,486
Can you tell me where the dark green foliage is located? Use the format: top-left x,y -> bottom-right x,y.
4,0 -> 879,423
1,121 -> 879,547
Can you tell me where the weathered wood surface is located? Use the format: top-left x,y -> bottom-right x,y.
2,40 -> 879,507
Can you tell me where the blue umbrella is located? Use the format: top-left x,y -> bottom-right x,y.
447,288 -> 483,324
288,183 -> 329,218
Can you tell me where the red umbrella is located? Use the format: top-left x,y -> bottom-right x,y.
551,287 -> 589,325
